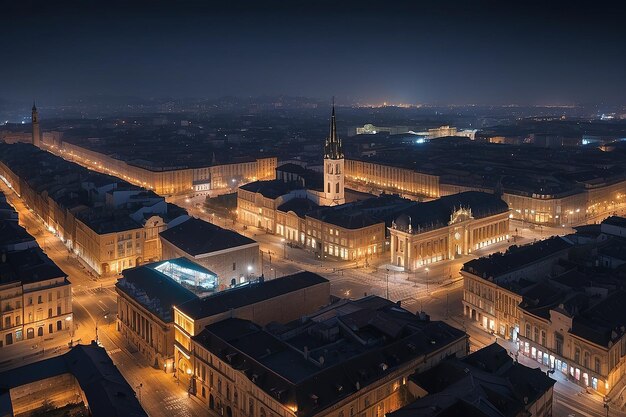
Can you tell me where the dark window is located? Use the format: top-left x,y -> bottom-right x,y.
57,320 -> 62,331
555,333 -> 564,355
232,263 -> 236,271
37,327 -> 43,337
48,323 -> 53,334
37,296 -> 42,304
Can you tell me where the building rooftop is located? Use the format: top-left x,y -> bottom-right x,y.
392,192 -> 509,234
462,236 -> 573,280
277,198 -> 320,218
602,216 -> 626,229
176,271 -> 328,320
159,217 -> 256,256
307,194 -> 415,230
75,208 -> 143,234
390,343 -> 555,417
0,247 -> 67,286
349,139 -> 626,199
193,296 -> 466,417
117,259 -> 202,322
570,290 -> 626,347
0,220 -> 35,249
0,342 -> 147,417
239,179 -> 304,199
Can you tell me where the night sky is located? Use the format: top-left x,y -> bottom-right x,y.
2,0 -> 625,105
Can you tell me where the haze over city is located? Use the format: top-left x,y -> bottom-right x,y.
2,0 -> 626,107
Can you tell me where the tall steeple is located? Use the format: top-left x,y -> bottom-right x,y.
324,98 -> 343,160
322,99 -> 345,205
32,101 -> 41,147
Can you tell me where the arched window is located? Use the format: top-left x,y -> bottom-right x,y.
525,324 -> 531,338
260,407 -> 267,417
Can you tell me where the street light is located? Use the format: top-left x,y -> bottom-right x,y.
95,313 -> 108,345
281,238 -> 286,259
425,267 -> 430,295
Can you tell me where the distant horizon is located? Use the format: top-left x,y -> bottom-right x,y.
2,94 -> 624,109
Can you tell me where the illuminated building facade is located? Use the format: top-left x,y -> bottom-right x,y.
515,218 -> 626,396
172,272 -> 331,388
188,296 -> 467,417
0,210 -> 73,349
0,143 -> 189,277
389,192 -> 510,270
344,140 -> 626,227
115,258 -> 211,371
461,236 -> 573,340
55,141 -> 277,196
238,107 -> 409,262
345,159 -> 440,199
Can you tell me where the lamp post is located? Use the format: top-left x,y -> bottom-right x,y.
425,267 -> 430,296
281,238 -> 287,259
95,313 -> 108,345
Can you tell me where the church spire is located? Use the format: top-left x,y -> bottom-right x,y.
32,101 -> 37,112
324,98 -> 343,160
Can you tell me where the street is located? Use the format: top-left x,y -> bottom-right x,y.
0,180 -> 209,417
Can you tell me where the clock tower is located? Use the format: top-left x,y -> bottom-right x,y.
323,101 -> 345,205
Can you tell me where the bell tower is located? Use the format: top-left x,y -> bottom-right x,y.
31,102 -> 41,148
323,100 -> 345,205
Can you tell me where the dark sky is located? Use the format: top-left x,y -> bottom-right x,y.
2,0 -> 625,105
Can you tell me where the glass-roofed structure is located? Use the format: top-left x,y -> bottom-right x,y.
153,258 -> 218,297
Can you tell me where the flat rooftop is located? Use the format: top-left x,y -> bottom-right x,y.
176,271 -> 328,319
463,236 -> 573,279
159,217 -> 256,256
